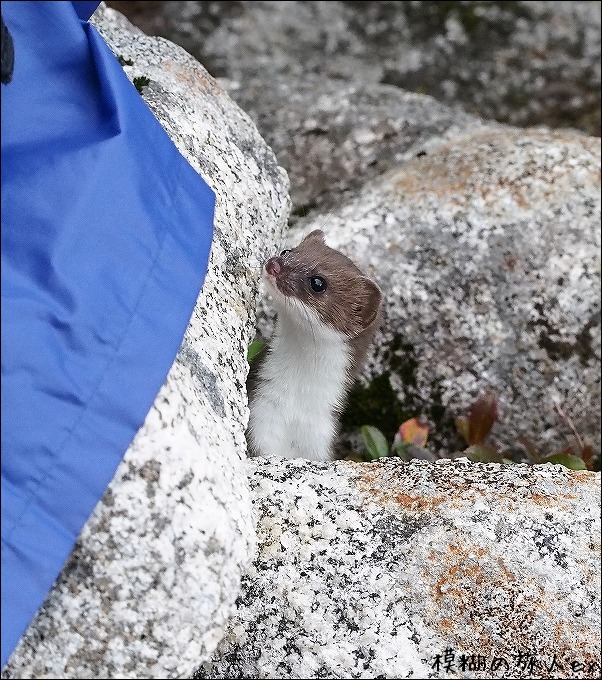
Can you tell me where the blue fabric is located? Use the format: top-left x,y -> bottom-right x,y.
72,1 -> 100,21
1,1 -> 215,667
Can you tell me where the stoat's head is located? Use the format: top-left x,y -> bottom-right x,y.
263,229 -> 382,338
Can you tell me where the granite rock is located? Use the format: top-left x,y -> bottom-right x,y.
224,75 -> 487,221
196,457 -> 601,679
270,125 -> 601,464
1,5 -> 289,679
107,0 -> 601,136
96,6 -> 601,472
4,4 -> 600,679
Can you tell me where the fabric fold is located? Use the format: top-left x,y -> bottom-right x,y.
1,1 -> 215,666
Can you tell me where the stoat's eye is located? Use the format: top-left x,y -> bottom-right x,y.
280,249 -> 291,257
309,276 -> 327,293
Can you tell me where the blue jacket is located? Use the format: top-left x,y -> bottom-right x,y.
1,1 -> 215,666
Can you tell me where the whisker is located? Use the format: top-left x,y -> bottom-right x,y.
316,210 -> 335,233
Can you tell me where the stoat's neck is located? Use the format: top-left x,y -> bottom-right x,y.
248,236 -> 382,461
270,303 -> 354,400
248,303 -> 352,460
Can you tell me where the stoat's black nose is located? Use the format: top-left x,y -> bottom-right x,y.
265,257 -> 282,276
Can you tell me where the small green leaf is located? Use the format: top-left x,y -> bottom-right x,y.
540,453 -> 587,470
462,444 -> 503,463
247,339 -> 266,363
455,416 -> 471,445
360,425 -> 389,461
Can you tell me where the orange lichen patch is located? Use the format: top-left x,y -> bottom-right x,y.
503,253 -> 519,272
448,544 -> 487,559
357,466 -> 446,512
393,156 -> 474,198
527,492 -> 576,507
423,540 -> 600,674
352,462 -> 600,675
438,617 -> 454,632
354,461 -> 598,518
435,545 -> 489,600
390,128 -> 600,208
566,470 -> 600,488
391,492 -> 445,512
359,484 -> 445,512
496,556 -> 517,583
163,59 -> 221,91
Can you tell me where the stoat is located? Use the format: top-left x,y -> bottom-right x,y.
247,229 -> 382,461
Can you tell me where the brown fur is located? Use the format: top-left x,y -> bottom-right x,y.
266,229 -> 382,377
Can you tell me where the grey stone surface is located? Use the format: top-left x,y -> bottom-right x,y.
224,75 -> 487,221
196,457 -> 601,679
1,5 -> 289,679
272,125 -> 601,464
107,0 -> 601,136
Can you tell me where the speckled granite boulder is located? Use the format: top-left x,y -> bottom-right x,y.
1,5 -> 288,679
196,458 -> 601,680
272,126 -> 601,463
226,73 -> 600,463
107,1 -> 601,136
224,75 -> 488,221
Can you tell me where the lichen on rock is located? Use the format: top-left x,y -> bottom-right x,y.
196,457 -> 601,679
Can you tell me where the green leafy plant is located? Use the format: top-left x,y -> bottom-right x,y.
133,76 -> 150,94
519,437 -> 587,470
353,390 -> 596,471
391,417 -> 436,461
247,339 -> 266,363
360,425 -> 389,460
358,417 -> 435,462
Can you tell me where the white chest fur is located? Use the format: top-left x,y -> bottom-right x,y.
248,300 -> 351,461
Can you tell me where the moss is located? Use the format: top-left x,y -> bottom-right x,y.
341,333 -> 461,452
341,334 -> 419,443
428,382 -> 447,428
426,382 -> 460,453
402,1 -> 533,45
433,2 -> 482,32
341,373 -> 409,444
133,76 -> 150,94
387,333 -> 418,386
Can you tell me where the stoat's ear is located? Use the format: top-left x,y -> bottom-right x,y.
358,278 -> 382,329
303,229 -> 325,243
